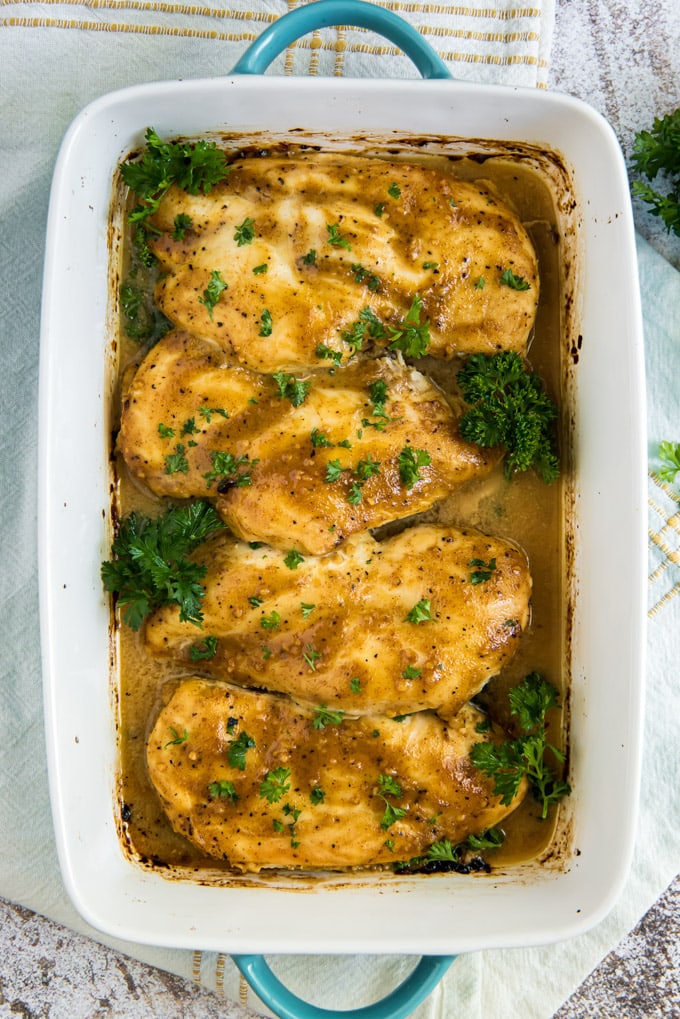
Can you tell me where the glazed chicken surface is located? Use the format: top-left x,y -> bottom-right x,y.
147,677 -> 527,871
147,153 -> 539,373
118,330 -> 500,554
144,524 -> 532,719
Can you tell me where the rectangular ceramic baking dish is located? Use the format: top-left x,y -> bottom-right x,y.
38,2 -> 646,962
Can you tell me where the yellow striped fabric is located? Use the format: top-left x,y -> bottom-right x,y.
0,0 -> 554,84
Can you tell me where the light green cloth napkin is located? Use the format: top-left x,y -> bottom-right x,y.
3,3 -> 678,1016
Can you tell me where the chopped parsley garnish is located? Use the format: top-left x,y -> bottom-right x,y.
351,263 -> 381,291
198,405 -> 229,423
350,677 -> 362,694
310,786 -> 325,805
475,277 -> 486,289
341,306 -> 386,353
374,203 -> 386,217
101,500 -> 225,630
198,269 -> 227,320
248,595 -> 264,607
326,222 -> 352,250
388,294 -> 430,358
252,263 -> 268,275
172,213 -> 193,240
423,261 -> 439,270
234,217 -> 255,246
376,774 -> 407,830
158,423 -> 175,439
164,727 -> 189,748
227,730 -> 256,771
272,372 -> 310,407
303,644 -> 323,672
457,351 -> 560,482
203,451 -> 258,489
208,779 -> 238,803
355,455 -> 381,481
499,267 -> 531,291
300,602 -> 316,618
388,182 -> 402,199
284,549 -> 305,570
164,443 -> 189,475
181,417 -> 198,436
120,127 -> 230,225
470,672 -> 571,819
316,343 -> 344,365
402,665 -> 422,680
405,598 -> 433,624
324,459 -> 346,483
259,308 -> 273,337
468,557 -> 497,584
311,428 -> 334,448
302,248 -> 318,265
189,636 -> 218,660
260,610 -> 281,631
312,704 -> 345,728
347,482 -> 363,506
398,447 -> 431,488
259,767 -> 292,804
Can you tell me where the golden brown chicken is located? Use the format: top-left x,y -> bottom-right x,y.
146,677 -> 526,871
144,524 -> 532,719
118,330 -> 500,554
146,153 -> 539,373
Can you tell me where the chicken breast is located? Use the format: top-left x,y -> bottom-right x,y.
118,330 -> 500,554
147,153 -> 539,373
144,524 -> 532,719
146,677 -> 526,871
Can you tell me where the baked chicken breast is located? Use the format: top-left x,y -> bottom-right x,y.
146,677 -> 526,871
118,330 -> 500,554
144,524 -> 532,719
146,153 -> 539,373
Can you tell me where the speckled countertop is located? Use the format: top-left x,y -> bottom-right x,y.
2,1 -> 679,1016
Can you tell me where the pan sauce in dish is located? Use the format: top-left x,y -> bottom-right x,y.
111,142 -> 568,876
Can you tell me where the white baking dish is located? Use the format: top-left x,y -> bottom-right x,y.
38,0 -> 646,976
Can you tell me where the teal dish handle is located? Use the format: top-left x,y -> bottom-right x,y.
229,0 -> 452,79
232,954 -> 456,1019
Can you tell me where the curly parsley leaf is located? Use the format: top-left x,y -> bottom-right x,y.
470,672 -> 570,819
499,268 -> 531,291
120,127 -> 230,225
198,269 -> 227,320
208,779 -> 239,803
631,108 -> 680,236
388,295 -> 430,358
398,447 -> 431,488
457,351 -> 560,483
101,501 -> 226,630
272,372 -> 310,407
312,704 -> 344,729
227,731 -> 256,771
405,598 -> 433,624
657,440 -> 680,483
259,767 -> 292,804
189,636 -> 218,661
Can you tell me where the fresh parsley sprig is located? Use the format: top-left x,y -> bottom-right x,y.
657,440 -> 680,483
101,501 -> 225,630
457,351 -> 560,482
469,672 -> 571,820
631,108 -> 680,236
120,127 -> 230,225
